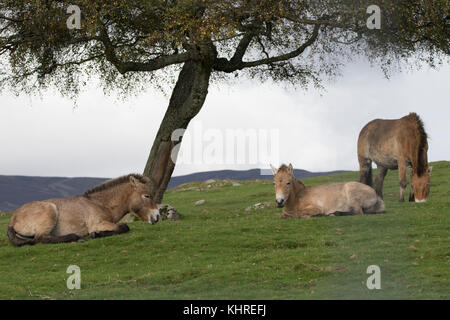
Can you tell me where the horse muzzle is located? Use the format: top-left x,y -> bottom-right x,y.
276,199 -> 285,208
148,209 -> 161,225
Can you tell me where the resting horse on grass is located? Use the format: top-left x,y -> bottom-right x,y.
7,174 -> 160,246
358,112 -> 431,202
271,164 -> 385,218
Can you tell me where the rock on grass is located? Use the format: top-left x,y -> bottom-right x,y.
158,204 -> 181,221
195,199 -> 206,206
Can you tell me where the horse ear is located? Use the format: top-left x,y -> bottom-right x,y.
141,176 -> 151,184
288,163 -> 294,174
270,164 -> 278,175
129,176 -> 139,186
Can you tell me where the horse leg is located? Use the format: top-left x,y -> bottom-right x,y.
408,168 -> 415,202
331,211 -> 354,216
373,166 -> 388,199
349,202 -> 364,215
398,159 -> 407,202
88,222 -> 130,239
358,156 -> 372,186
409,189 -> 415,202
36,233 -> 81,244
298,205 -> 323,217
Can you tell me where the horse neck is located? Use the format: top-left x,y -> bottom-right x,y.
286,177 -> 306,208
416,145 -> 428,176
88,184 -> 133,222
406,114 -> 428,176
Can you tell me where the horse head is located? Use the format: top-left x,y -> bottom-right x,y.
271,163 -> 296,208
128,176 -> 161,224
411,166 -> 432,203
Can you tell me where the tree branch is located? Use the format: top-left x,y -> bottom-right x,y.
0,14 -> 24,23
229,32 -> 255,65
214,23 -> 321,73
98,24 -> 193,74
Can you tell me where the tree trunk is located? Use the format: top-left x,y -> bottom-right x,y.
143,60 -> 212,203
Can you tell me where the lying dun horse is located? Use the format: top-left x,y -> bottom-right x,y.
358,112 -> 431,202
271,164 -> 385,218
7,174 -> 160,246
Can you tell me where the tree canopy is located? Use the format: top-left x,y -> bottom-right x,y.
1,0 -> 448,97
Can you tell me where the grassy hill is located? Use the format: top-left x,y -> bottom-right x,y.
0,161 -> 448,299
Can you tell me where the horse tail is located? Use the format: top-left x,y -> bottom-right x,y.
358,156 -> 373,186
6,226 -> 35,247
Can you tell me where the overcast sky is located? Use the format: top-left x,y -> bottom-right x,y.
0,59 -> 449,178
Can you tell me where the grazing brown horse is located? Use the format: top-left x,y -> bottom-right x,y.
7,174 -> 160,246
358,113 -> 431,203
271,164 -> 385,218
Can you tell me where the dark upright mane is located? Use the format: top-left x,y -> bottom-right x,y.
407,113 -> 428,175
277,164 -> 291,173
83,174 -> 148,197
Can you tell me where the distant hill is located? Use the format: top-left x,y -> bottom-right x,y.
0,168 -> 346,212
0,176 -> 109,212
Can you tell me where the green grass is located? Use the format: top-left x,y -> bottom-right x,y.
0,161 -> 449,300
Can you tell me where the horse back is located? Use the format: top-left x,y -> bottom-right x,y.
298,183 -> 351,214
299,182 -> 378,214
358,117 -> 420,168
